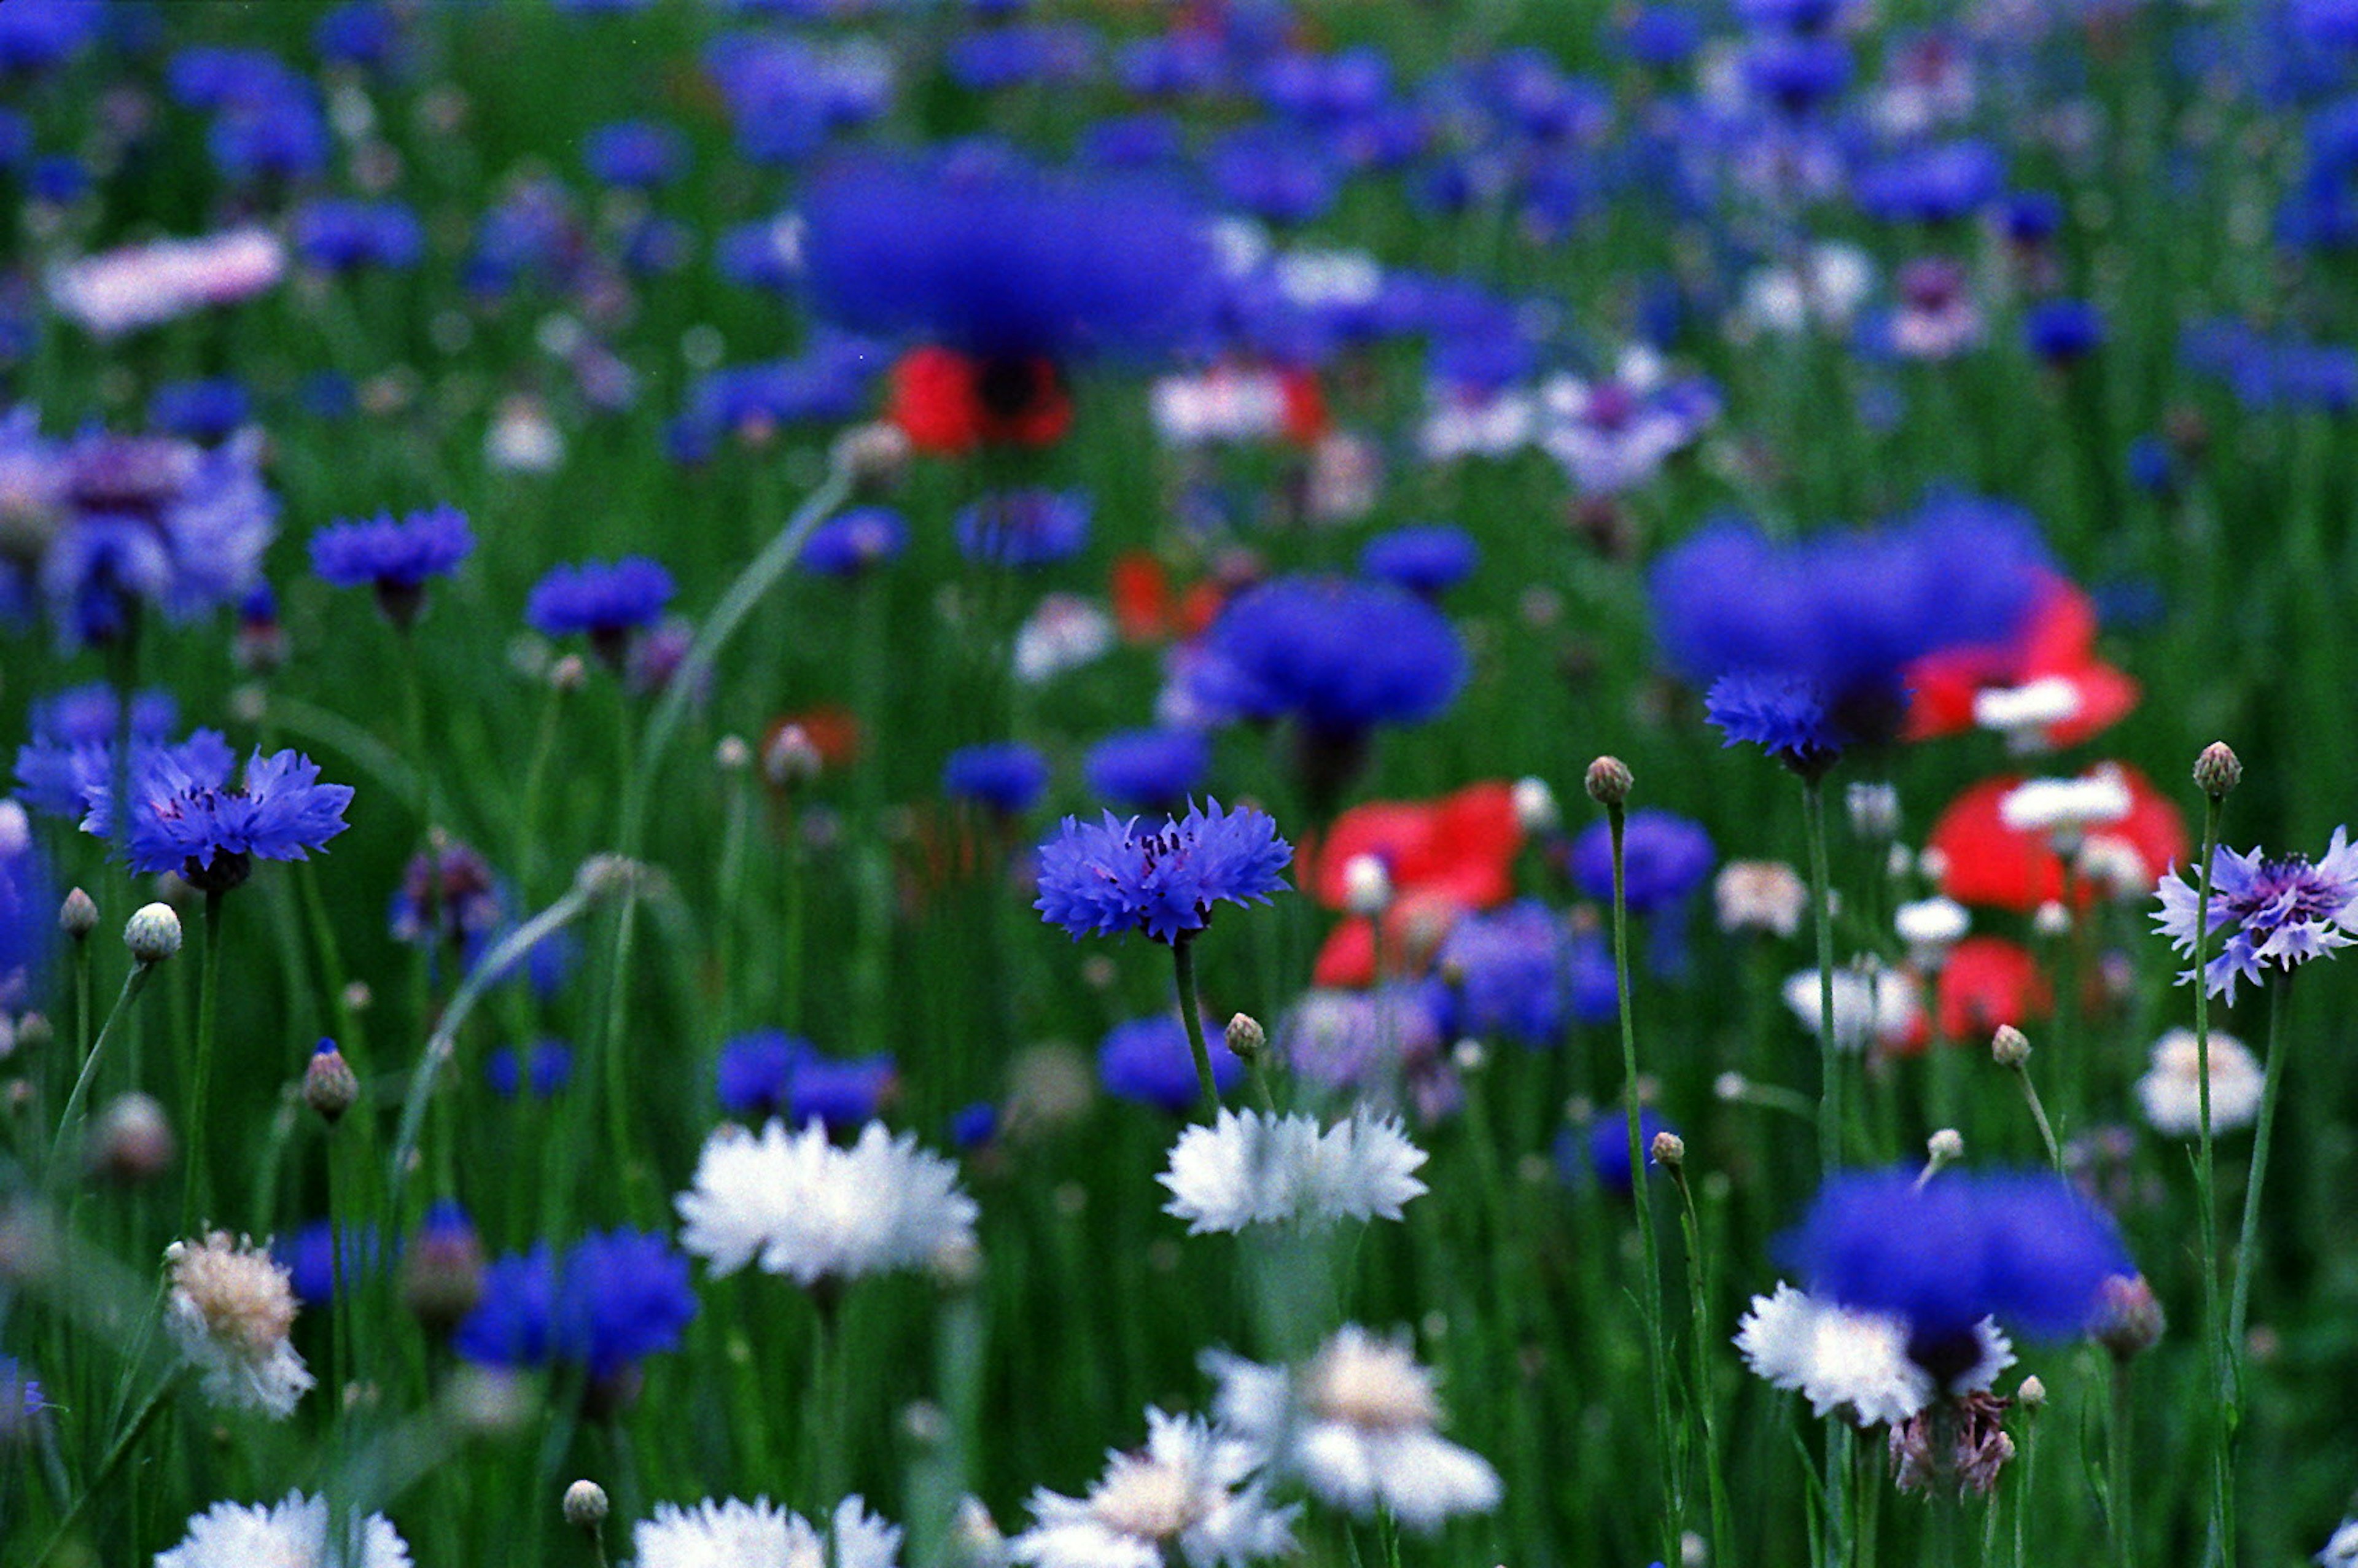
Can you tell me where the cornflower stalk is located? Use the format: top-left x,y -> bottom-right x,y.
1668,1152 -> 1733,1568
1589,758 -> 1682,1568
1173,936 -> 1221,1117
180,888 -> 225,1232
47,961 -> 160,1187
1799,772 -> 1851,1568
2186,781 -> 2230,1567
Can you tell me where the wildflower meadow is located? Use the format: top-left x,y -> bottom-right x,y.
7,1 -> 2358,1564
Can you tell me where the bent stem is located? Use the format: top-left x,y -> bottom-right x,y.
46,964 -> 157,1186
1606,799 -> 1682,1567
1172,937 -> 1221,1118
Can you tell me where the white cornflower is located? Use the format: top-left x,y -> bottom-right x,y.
678,1119 -> 978,1286
1205,1325 -> 1501,1532
1735,1283 -> 2014,1429
1972,677 -> 2082,751
1894,898 -> 1970,965
634,1495 -> 902,1568
1014,594 -> 1115,686
50,228 -> 286,336
2134,1028 -> 2264,1137
164,1233 -> 314,1419
1714,861 -> 1807,937
1012,1408 -> 1296,1568
1781,964 -> 1920,1054
2319,1515 -> 2358,1568
1998,767 -> 2131,846
1159,1108 -> 1428,1235
155,1489 -> 410,1568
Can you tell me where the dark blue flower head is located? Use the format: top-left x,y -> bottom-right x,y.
943,743 -> 1051,815
149,379 -> 250,444
1563,1108 -> 1676,1196
1035,799 -> 1291,945
954,489 -> 1089,569
0,799 -> 52,1008
1851,139 -> 2004,225
1619,6 -> 1703,68
13,685 -> 188,821
1083,728 -> 1210,813
1436,900 -> 1571,1048
526,556 -> 675,667
801,506 -> 908,577
292,198 -> 424,272
785,1052 -> 898,1131
0,0 -> 101,75
453,1229 -> 696,1383
315,2 -> 399,68
2024,298 -> 2105,365
1207,126 -> 1340,223
951,1101 -> 998,1149
84,744 -> 352,894
1570,810 -> 1714,912
389,839 -> 507,956
1783,1168 -> 2134,1359
1650,500 -> 2048,771
1194,575 -> 1468,739
717,1029 -> 811,1120
800,149 -> 1216,365
1359,526 -> 1478,600
486,1039 -> 574,1100
312,504 -> 474,624
276,1219 -> 383,1306
1100,1014 -> 1241,1114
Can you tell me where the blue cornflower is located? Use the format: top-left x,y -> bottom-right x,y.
1360,526 -> 1478,600
276,1219 -> 383,1306
291,197 -> 425,272
2025,299 -> 2104,365
799,149 -> 1215,364
951,1101 -> 998,1149
717,1029 -> 812,1120
1194,575 -> 1468,739
1035,799 -> 1291,945
485,1039 -> 574,1100
311,504 -> 474,624
12,684 -> 190,821
2154,829 -> 2358,1003
525,556 -> 675,667
785,1052 -> 897,1131
1083,728 -> 1210,813
149,379 -> 250,444
83,743 -> 352,894
583,118 -> 687,189
1100,1014 -> 1242,1114
800,506 -> 908,577
1782,1168 -> 2133,1364
943,743 -> 1051,815
453,1229 -> 696,1383
1649,500 -> 2048,774
1,799 -> 52,1008
1436,901 -> 1573,1048
954,490 -> 1090,569
1851,139 -> 2004,225
1569,810 -> 1714,913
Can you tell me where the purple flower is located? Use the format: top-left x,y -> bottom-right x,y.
1569,810 -> 1714,912
800,506 -> 908,577
525,556 -> 674,666
453,1230 -> 696,1382
583,118 -> 688,189
1436,901 -> 1574,1048
291,198 -> 424,272
12,684 -> 190,821
389,839 -> 507,955
944,743 -> 1051,815
1034,799 -> 1291,945
1782,1168 -> 2133,1361
2154,829 -> 2358,1003
1100,1014 -> 1240,1113
311,504 -> 474,624
717,1030 -> 811,1120
276,1219 -> 382,1307
149,379 -> 250,444
84,744 -> 352,894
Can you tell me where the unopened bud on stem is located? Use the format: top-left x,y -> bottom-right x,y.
1584,756 -> 1633,809
2193,742 -> 2241,800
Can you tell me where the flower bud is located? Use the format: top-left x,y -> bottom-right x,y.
763,724 -> 823,789
2017,1375 -> 2047,1411
833,421 -> 912,491
304,1040 -> 359,1125
59,888 -> 98,941
1224,1012 -> 1266,1064
1650,1130 -> 1686,1169
2193,741 -> 2241,799
1584,755 -> 1633,809
124,902 -> 182,965
1512,776 -> 1559,835
548,654 -> 588,695
714,734 -> 752,774
1927,1128 -> 1965,1163
88,1093 -> 175,1184
2092,1273 -> 2166,1360
1991,1025 -> 2031,1068
562,1479 -> 610,1528
402,1205 -> 485,1333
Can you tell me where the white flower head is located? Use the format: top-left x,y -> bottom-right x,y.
1972,677 -> 2082,750
1715,861 -> 1806,937
156,1489 -> 410,1568
676,1119 -> 978,1286
1781,964 -> 1920,1053
634,1495 -> 902,1568
1205,1325 -> 1501,1532
2134,1028 -> 2264,1137
2320,1515 -> 2358,1568
1159,1108 -> 1428,1235
1736,1283 -> 2014,1428
164,1233 -> 314,1419
1998,767 -> 2132,845
1013,1408 -> 1296,1568
1015,594 -> 1115,686
1893,897 -> 1970,961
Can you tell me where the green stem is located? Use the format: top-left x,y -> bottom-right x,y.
29,1366 -> 189,1568
45,964 -> 155,1185
2005,1057 -> 2064,1176
2109,1361 -> 2136,1568
1671,1164 -> 1733,1568
2226,979 -> 2292,1371
1172,938 -> 1220,1119
2187,791 -> 2230,1568
181,889 -> 226,1233
1606,801 -> 1681,1565
1802,777 -> 1843,1173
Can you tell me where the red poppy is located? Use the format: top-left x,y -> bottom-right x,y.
1301,781 -> 1524,987
1935,936 -> 2050,1042
763,705 -> 862,773
1278,367 -> 1330,445
1927,764 -> 2187,911
885,346 -> 1072,454
1905,571 -> 2139,747
1111,551 -> 1231,644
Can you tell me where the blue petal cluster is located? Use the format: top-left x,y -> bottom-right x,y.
311,504 -> 475,595
1436,900 -> 1573,1047
1569,810 -> 1715,912
525,556 -> 675,648
714,1030 -> 896,1130
1,798 -> 52,1009
1194,575 -> 1467,737
1783,1168 -> 2133,1345
799,149 -> 1216,362
954,489 -> 1090,569
1649,499 -> 2048,764
943,743 -> 1051,814
1566,1108 -> 1678,1195
1083,728 -> 1210,812
1034,799 -> 1291,945
84,744 -> 352,888
2154,828 -> 2358,1003
484,1039 -> 574,1100
453,1230 -> 696,1380
1100,1014 -> 1242,1113
800,506 -> 908,577
1360,525 -> 1479,599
